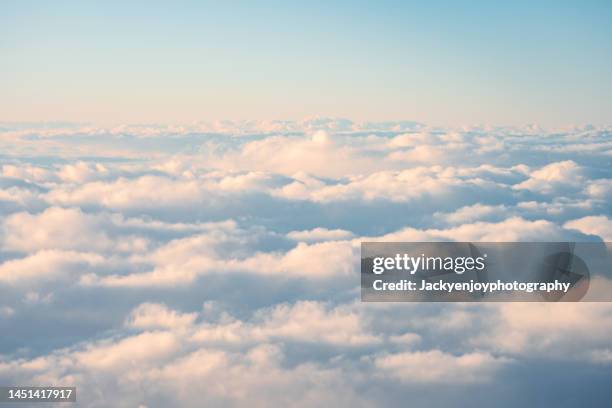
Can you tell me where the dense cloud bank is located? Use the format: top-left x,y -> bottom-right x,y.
0,120 -> 611,407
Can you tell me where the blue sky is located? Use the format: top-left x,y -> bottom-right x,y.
1,1 -> 611,125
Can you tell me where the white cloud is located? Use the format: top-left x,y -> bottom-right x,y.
84,238 -> 356,287
0,250 -> 105,285
74,331 -> 180,371
374,350 -> 510,384
2,164 -> 54,182
374,217 -> 578,242
45,176 -> 205,210
203,134 -> 382,178
471,303 -> 612,358
435,204 -> 508,225
1,207 -> 151,255
192,301 -> 381,347
564,215 -> 612,241
0,301 -> 379,407
586,179 -> 612,201
2,207 -> 113,253
0,186 -> 42,208
1,122 -> 612,407
388,333 -> 421,346
58,161 -> 108,183
125,303 -> 198,330
287,227 -> 354,242
513,160 -> 584,193
275,167 -> 478,203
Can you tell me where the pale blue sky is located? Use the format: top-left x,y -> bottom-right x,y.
1,1 -> 611,126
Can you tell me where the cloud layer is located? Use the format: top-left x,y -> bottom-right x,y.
0,119 -> 611,407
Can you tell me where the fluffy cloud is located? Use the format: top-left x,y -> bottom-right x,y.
513,160 -> 584,194
471,303 -> 612,359
374,350 -> 510,384
435,204 -> 508,225
125,303 -> 198,330
83,239 -> 357,287
374,217 -> 584,242
1,207 -> 116,253
201,132 -> 384,178
586,179 -> 612,201
0,300 -> 520,406
1,121 -> 611,407
191,301 -> 381,346
564,215 -> 612,241
287,227 -> 354,242
45,176 -> 206,210
0,250 -> 105,285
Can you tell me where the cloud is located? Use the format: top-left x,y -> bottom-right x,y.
2,164 -> 55,183
1,121 -> 611,407
435,204 -> 508,225
374,350 -> 510,384
45,176 -> 205,210
74,331 -> 180,371
287,227 -> 354,243
82,236 -> 356,287
586,179 -> 612,201
125,303 -> 198,330
388,333 -> 421,346
1,207 -> 116,253
513,160 -> 584,194
471,303 -> 612,359
191,301 -> 381,346
374,216 -> 585,242
58,161 -> 109,183
201,133 -> 383,178
0,250 -> 105,285
564,215 -> 612,241
0,301 -> 379,407
274,167 -> 485,203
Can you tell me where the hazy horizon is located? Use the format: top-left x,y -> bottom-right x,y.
2,1 -> 612,126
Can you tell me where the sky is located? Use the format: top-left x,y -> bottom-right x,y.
1,1 -> 612,126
